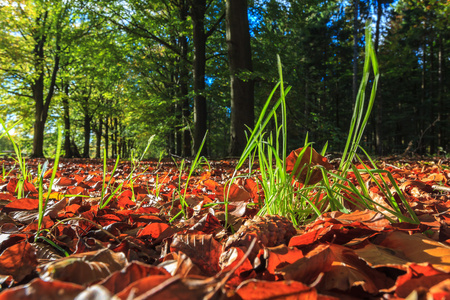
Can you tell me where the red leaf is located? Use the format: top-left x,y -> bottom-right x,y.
286,146 -> 333,185
235,279 -> 319,300
263,244 -> 304,274
53,177 -> 76,187
170,233 -> 222,276
100,261 -> 170,294
137,222 -> 170,239
0,241 -> 38,282
220,247 -> 254,287
2,198 -> 39,213
395,264 -> 450,298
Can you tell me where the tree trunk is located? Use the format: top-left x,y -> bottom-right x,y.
375,0 -> 383,155
180,1 -> 191,157
31,10 -> 60,158
105,117 -> 109,158
62,84 -> 73,158
83,113 -> 92,158
429,38 -> 435,154
437,36 -> 443,152
112,118 -> 118,157
191,0 -> 208,156
226,0 -> 254,156
374,1 -> 382,54
352,0 -> 359,103
96,118 -> 102,158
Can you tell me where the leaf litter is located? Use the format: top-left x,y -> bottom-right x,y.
0,155 -> 449,299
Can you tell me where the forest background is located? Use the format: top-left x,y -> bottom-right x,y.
0,0 -> 448,159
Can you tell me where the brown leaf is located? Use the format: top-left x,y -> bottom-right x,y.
0,241 -> 37,283
100,261 -> 170,294
276,244 -> 335,284
429,278 -> 450,299
314,244 -> 394,294
219,247 -> 255,287
263,244 -> 304,274
114,274 -> 172,299
378,231 -> 450,272
170,234 -> 222,276
73,285 -> 114,300
188,213 -> 223,234
286,147 -> 333,185
131,276 -> 213,300
235,279 -> 320,300
38,248 -> 127,285
354,242 -> 409,268
0,278 -> 84,300
394,263 -> 450,298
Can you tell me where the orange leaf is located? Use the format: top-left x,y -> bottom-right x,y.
378,231 -> 450,272
100,261 -> 169,294
137,222 -> 170,239
0,241 -> 38,282
286,147 -> 333,185
235,279 -> 319,300
170,233 -> 222,276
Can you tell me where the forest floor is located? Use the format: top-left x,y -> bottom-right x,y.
0,155 -> 449,299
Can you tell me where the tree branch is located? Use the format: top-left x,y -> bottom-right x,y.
205,11 -> 225,39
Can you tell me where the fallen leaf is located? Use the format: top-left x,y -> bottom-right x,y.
0,241 -> 37,282
100,261 -> 170,294
38,248 -> 127,285
170,234 -> 222,276
394,263 -> 450,298
378,231 -> 450,272
235,279 -> 320,300
286,147 -> 334,185
0,278 -> 83,300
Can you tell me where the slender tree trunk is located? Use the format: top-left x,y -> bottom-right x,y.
419,40 -> 426,154
31,10 -> 60,158
112,118 -> 118,157
62,84 -> 73,158
352,0 -> 359,103
96,118 -> 102,158
180,1 -> 191,157
375,0 -> 383,155
429,39 -> 435,154
375,1 -> 382,54
191,0 -> 208,156
226,0 -> 254,156
437,36 -> 443,152
105,117 -> 109,158
83,114 -> 91,158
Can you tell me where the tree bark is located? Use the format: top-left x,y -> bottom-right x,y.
105,117 -> 109,158
62,84 -> 73,158
375,0 -> 383,155
226,0 -> 254,156
31,10 -> 61,158
180,0 -> 191,157
96,118 -> 102,158
83,113 -> 92,158
191,0 -> 208,156
352,0 -> 359,103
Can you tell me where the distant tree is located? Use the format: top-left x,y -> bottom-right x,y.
226,0 -> 254,156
